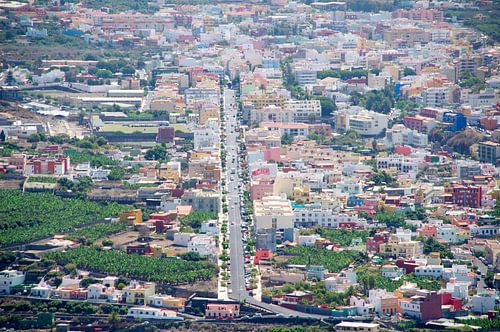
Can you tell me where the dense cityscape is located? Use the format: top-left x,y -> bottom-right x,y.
0,0 -> 499,331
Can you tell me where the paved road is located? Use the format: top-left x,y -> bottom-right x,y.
473,257 -> 488,292
222,87 -> 326,319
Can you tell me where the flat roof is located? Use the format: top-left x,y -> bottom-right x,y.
336,321 -> 379,328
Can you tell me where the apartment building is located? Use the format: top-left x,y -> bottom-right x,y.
254,195 -> 294,231
181,189 -> 220,213
244,92 -> 286,109
341,110 -> 388,137
379,236 -> 424,258
123,281 -> 156,305
478,141 -> 500,166
293,206 -> 361,229
377,156 -> 419,173
245,127 -> 281,148
0,270 -> 25,294
421,87 -> 450,107
400,291 -> 442,321
285,99 -> 321,123
451,184 -> 482,208
24,154 -> 70,176
386,124 -> 428,148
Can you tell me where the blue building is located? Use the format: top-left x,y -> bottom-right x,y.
443,112 -> 466,132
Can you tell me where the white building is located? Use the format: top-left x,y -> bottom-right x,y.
173,232 -> 194,247
377,156 -> 419,173
421,86 -> 450,107
127,307 -> 181,320
436,225 -> 458,244
193,118 -> 220,150
386,124 -> 428,148
294,208 -> 362,229
187,234 -> 217,257
347,110 -> 388,137
297,234 -> 322,247
200,220 -> 219,235
285,99 -> 322,122
471,291 -> 499,314
414,265 -> 444,279
31,284 -> 52,298
293,66 -> 318,85
0,270 -> 25,294
253,195 -> 294,231
444,279 -> 470,300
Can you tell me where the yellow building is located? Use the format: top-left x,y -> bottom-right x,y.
120,209 -> 143,225
123,281 -> 156,305
244,92 -> 285,109
159,161 -> 182,182
379,236 -> 424,258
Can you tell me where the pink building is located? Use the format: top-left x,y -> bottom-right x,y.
418,224 -> 437,238
205,303 -> 240,320
264,147 -> 282,162
25,154 -> 69,176
250,180 -> 274,200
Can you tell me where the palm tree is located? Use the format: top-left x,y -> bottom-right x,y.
109,311 -> 120,331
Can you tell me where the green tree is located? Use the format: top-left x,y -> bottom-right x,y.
281,132 -> 293,145
144,144 -> 169,161
403,67 -> 416,76
0,130 -> 5,142
107,167 -> 125,181
96,69 -> 113,79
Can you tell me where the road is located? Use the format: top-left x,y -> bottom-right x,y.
222,87 -> 326,319
473,257 -> 488,292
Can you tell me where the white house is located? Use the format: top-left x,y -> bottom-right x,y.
31,284 -> 52,298
173,232 -> 194,247
200,221 -> 219,236
436,225 -> 458,244
187,234 -> 216,257
381,265 -> 405,279
414,265 -> 444,279
127,307 -> 182,320
0,270 -> 25,294
444,278 -> 470,301
297,234 -> 322,247
471,291 -> 499,314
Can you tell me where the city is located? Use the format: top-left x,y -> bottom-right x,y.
0,0 -> 499,331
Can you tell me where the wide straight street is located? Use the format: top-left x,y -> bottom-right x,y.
222,87 -> 327,319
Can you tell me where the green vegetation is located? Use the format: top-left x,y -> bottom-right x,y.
46,246 -> 217,284
267,280 -> 356,308
281,132 -> 294,145
66,222 -> 127,243
330,129 -> 363,148
65,151 -> 118,168
417,236 -> 453,259
459,72 -> 486,93
301,228 -> 369,246
445,4 -> 500,42
371,170 -> 396,186
26,177 -> 57,184
284,247 -> 366,273
317,68 -> 368,80
57,176 -> 94,197
144,144 -> 170,161
107,167 -> 125,181
0,189 -> 129,247
311,96 -> 337,117
458,317 -> 500,330
351,87 -> 395,114
180,211 -> 218,231
357,267 -> 442,292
